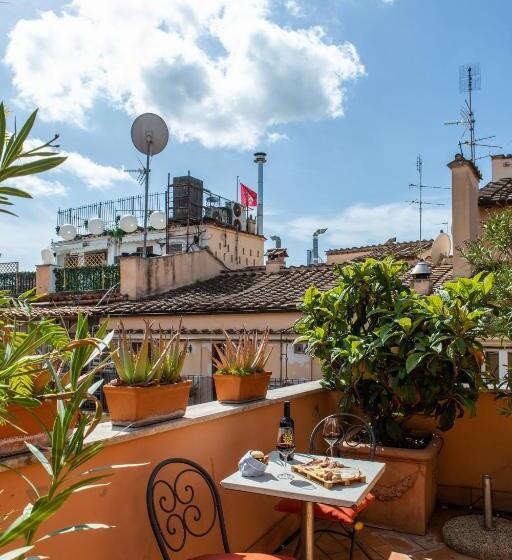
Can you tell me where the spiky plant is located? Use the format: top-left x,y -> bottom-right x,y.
213,329 -> 272,376
151,323 -> 187,384
111,321 -> 187,385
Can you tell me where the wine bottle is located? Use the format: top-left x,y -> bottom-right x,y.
278,400 -> 295,460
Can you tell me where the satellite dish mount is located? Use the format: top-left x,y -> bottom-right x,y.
130,113 -> 169,257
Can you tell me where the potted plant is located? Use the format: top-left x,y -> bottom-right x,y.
213,329 -> 272,403
104,322 -> 191,426
0,310 -> 112,456
295,257 -> 495,534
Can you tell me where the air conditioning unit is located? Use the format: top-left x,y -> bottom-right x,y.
230,202 -> 247,231
205,206 -> 229,225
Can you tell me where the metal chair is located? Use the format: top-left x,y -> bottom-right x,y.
276,413 -> 377,560
147,458 -> 294,560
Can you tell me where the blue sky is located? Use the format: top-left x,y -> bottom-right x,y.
1,0 -> 511,268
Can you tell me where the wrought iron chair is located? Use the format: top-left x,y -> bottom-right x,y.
275,413 -> 376,560
147,458 -> 295,560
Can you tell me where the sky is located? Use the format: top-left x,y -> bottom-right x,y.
1,0 -> 511,268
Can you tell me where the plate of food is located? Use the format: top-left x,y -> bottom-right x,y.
292,457 -> 366,489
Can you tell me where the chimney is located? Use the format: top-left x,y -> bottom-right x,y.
491,154 -> 512,182
448,154 -> 480,277
410,261 -> 432,295
254,152 -> 267,235
265,248 -> 287,273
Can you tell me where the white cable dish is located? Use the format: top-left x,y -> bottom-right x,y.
88,217 -> 104,235
119,214 -> 138,233
431,232 -> 451,266
149,211 -> 166,230
59,224 -> 77,241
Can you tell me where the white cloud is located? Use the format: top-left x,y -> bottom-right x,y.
9,175 -> 67,197
57,150 -> 130,190
284,0 -> 303,16
267,131 -> 289,143
267,202 -> 450,248
5,0 -> 364,149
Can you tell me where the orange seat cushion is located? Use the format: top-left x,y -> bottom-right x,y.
275,493 -> 375,525
191,555 -> 294,560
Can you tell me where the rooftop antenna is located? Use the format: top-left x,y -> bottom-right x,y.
408,155 -> 449,239
444,64 -> 501,163
130,113 -> 169,258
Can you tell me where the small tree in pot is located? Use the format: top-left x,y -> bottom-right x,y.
295,258 -> 495,447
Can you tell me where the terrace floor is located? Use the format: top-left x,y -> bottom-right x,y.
279,507 -> 475,560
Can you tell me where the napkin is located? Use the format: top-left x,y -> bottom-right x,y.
238,451 -> 267,477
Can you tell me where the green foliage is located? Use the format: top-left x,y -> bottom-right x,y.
213,329 -> 272,376
295,258 -> 495,446
0,103 -> 66,215
54,265 -> 120,293
111,321 -> 187,385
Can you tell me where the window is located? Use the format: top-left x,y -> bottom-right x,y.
486,351 -> 499,380
243,248 -> 245,255
230,255 -> 233,262
136,246 -> 154,257
219,242 -> 222,250
246,257 -> 248,265
294,343 -> 307,354
257,250 -> 260,257
250,249 -> 252,256
64,254 -> 80,268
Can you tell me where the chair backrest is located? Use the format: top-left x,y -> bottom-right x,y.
309,412 -> 376,461
147,458 -> 230,560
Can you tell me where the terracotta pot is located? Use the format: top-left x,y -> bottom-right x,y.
103,380 -> 192,427
213,372 -> 271,404
0,399 -> 57,457
342,436 -> 441,535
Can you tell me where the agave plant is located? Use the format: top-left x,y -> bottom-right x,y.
213,329 -> 272,376
111,321 -> 187,385
151,324 -> 187,384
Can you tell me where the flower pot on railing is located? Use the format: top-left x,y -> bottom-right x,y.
213,372 -> 272,404
104,380 -> 192,427
0,399 -> 57,457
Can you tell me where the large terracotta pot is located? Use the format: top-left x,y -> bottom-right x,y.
0,399 -> 57,457
213,372 -> 272,404
104,380 -> 192,427
342,436 -> 441,535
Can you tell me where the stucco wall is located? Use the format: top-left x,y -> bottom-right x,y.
120,250 -> 225,299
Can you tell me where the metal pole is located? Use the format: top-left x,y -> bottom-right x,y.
301,501 -> 314,560
254,152 -> 266,236
313,233 -> 319,264
143,148 -> 150,258
483,474 -> 494,530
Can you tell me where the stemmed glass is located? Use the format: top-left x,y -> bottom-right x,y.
276,426 -> 295,480
323,417 -> 342,458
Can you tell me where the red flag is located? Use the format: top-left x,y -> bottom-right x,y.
240,183 -> 257,207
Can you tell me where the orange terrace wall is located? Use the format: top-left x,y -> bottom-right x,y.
0,383 -> 331,560
1,386 -> 511,559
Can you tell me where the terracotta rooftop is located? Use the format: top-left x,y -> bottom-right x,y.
326,239 -> 433,259
478,177 -> 512,207
103,260 -> 453,317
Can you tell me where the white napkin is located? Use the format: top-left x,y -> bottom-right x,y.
238,451 -> 267,477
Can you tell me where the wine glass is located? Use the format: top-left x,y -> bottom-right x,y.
276,426 -> 295,480
323,417 -> 341,458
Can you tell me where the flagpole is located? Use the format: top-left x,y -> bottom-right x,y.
236,175 -> 239,202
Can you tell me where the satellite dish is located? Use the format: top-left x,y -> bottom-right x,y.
431,232 -> 451,266
41,247 -> 54,265
59,224 -> 77,241
88,217 -> 104,235
149,211 -> 166,230
119,214 -> 138,233
131,113 -> 169,156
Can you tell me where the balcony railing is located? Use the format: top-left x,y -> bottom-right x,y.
0,267 -> 36,295
54,264 -> 120,292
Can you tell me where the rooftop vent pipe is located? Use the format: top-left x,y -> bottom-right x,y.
254,152 -> 267,236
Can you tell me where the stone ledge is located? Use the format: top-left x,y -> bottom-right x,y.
0,380 -> 324,471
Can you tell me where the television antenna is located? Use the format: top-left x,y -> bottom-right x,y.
408,155 -> 449,240
130,113 -> 169,258
444,64 -> 501,163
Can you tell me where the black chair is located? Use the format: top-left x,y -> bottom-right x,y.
275,413 -> 377,560
147,458 -> 295,560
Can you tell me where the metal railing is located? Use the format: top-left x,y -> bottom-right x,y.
57,183 -> 248,237
54,264 -> 120,293
0,270 -> 36,295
